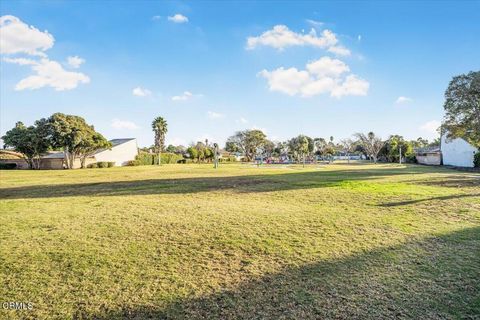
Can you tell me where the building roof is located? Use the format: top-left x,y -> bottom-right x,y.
414,146 -> 441,154
94,138 -> 136,154
0,150 -> 24,159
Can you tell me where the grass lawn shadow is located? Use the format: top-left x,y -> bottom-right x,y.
89,227 -> 480,319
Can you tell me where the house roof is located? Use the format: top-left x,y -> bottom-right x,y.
414,146 -> 441,154
94,138 -> 136,154
0,150 -> 24,159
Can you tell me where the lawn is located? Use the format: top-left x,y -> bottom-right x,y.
0,162 -> 479,319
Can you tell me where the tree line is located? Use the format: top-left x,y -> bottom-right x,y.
2,113 -> 110,169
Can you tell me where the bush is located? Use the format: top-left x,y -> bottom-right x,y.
107,162 -> 115,167
474,151 -> 480,168
126,160 -> 140,166
87,163 -> 98,168
135,152 -> 184,165
0,163 -> 17,169
97,161 -> 109,168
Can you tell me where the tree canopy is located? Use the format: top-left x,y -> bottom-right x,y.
443,71 -> 480,148
225,129 -> 267,161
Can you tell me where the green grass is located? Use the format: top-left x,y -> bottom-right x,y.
0,162 -> 479,319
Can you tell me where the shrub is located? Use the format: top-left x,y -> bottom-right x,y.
107,162 -> 115,167
135,152 -> 184,165
97,161 -> 109,168
126,160 -> 140,166
0,163 -> 17,169
87,163 -> 98,168
474,151 -> 480,168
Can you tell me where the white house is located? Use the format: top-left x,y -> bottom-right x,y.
94,138 -> 138,166
441,134 -> 477,168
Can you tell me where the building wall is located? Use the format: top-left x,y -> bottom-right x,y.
416,154 -> 441,166
94,139 -> 138,166
0,158 -> 29,169
441,135 -> 476,168
40,158 -> 65,170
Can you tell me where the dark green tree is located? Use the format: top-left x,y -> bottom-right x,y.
443,71 -> 480,148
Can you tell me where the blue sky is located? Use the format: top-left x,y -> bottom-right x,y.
1,1 -> 479,147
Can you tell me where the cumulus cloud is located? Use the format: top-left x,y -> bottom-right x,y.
171,91 -> 193,101
67,56 -> 85,68
259,56 -> 369,98
0,15 -> 54,56
111,119 -> 139,130
419,120 -> 441,135
1,15 -> 89,91
396,96 -> 413,104
132,87 -> 152,97
7,58 -> 90,91
207,111 -> 225,119
168,14 -> 188,23
246,25 -> 350,56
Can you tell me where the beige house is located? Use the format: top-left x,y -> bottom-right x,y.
0,138 -> 138,169
415,147 -> 441,166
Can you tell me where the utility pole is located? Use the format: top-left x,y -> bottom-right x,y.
399,146 -> 402,164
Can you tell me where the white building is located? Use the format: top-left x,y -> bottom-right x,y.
94,138 -> 138,166
441,134 -> 477,168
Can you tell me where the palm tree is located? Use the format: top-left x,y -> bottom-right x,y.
152,116 -> 168,165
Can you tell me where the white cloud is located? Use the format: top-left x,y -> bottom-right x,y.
358,35 -> 362,41
1,15 -> 89,91
152,15 -> 161,21
67,56 -> 85,68
171,91 -> 193,101
246,25 -> 350,56
327,45 -> 351,56
396,96 -> 413,104
132,87 -> 152,97
207,111 -> 225,119
258,67 -> 310,96
168,14 -> 188,23
306,56 -> 350,77
419,120 -> 441,135
0,15 -> 54,56
3,57 -> 37,65
306,19 -> 324,27
6,58 -> 90,91
111,119 -> 139,130
330,75 -> 370,98
236,117 -> 248,124
258,56 -> 369,98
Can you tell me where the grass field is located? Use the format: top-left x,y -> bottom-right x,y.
0,162 -> 479,319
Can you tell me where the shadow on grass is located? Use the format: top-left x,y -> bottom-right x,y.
87,227 -> 480,319
380,193 -> 480,207
0,166 -> 447,200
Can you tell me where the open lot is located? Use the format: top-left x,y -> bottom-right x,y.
1,163 -> 479,319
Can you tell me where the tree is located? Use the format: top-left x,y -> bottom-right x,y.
314,138 -> 328,158
340,138 -> 355,163
2,121 -> 50,169
354,132 -> 385,163
288,135 -> 309,166
152,117 -> 168,165
380,135 -> 411,163
47,113 -> 106,169
225,129 -> 267,161
77,132 -> 111,168
186,146 -> 198,162
443,71 -> 480,149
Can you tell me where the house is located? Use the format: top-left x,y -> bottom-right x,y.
441,134 -> 477,168
0,138 -> 138,169
415,147 -> 441,166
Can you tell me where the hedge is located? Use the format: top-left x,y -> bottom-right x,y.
474,151 -> 480,168
0,163 -> 17,170
87,162 -> 115,168
135,152 -> 184,165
